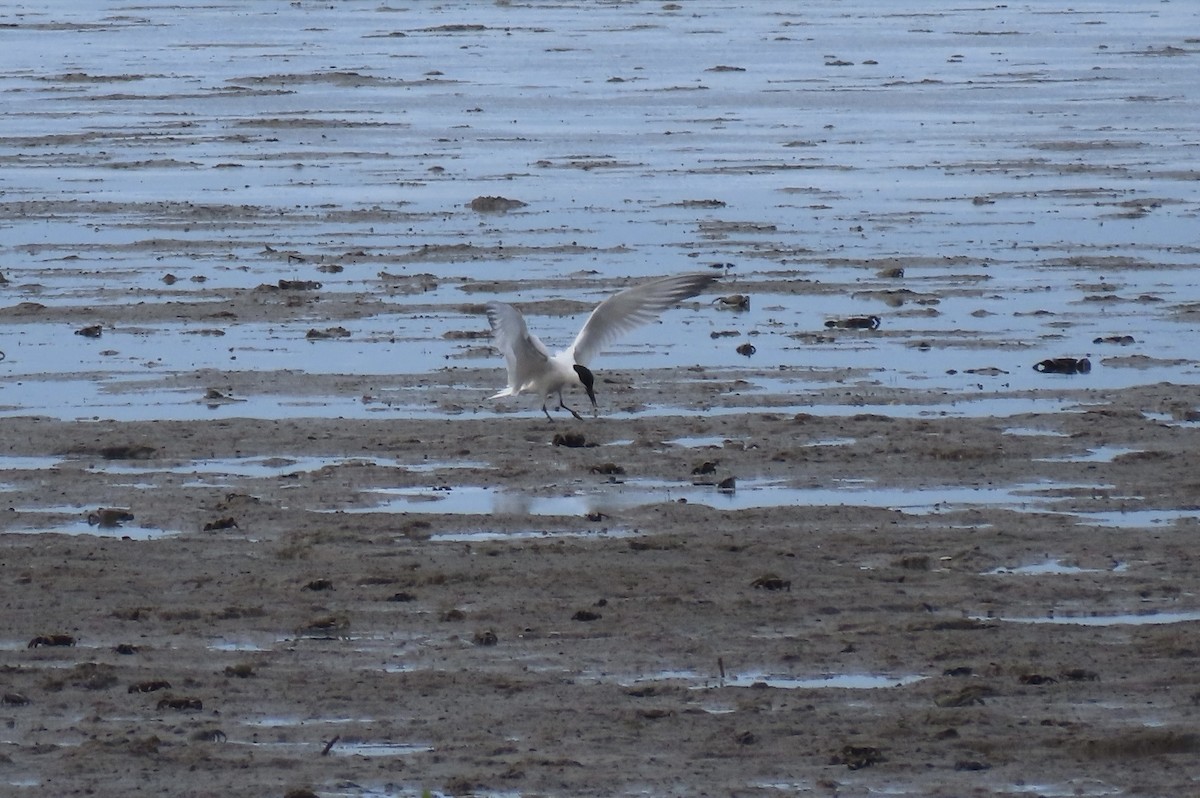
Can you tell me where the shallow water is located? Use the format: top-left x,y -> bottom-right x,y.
613,668 -> 924,691
723,671 -> 926,690
988,610 -> 1200,626
320,477 -> 1193,532
2,0 -> 1197,422
985,558 -> 1128,576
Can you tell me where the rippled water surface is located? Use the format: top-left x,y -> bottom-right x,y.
2,0 -> 1196,420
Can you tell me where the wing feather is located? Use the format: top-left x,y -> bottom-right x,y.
486,301 -> 551,395
565,273 -> 716,366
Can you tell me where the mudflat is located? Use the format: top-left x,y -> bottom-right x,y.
3,2 -> 1199,796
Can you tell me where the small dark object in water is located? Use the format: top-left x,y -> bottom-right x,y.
305,326 -> 351,340
88,508 -> 134,528
28,634 -> 76,648
589,462 -> 625,475
474,629 -> 499,646
191,728 -> 227,742
278,279 -> 321,290
736,343 -> 756,357
572,610 -> 602,622
203,388 -> 240,404
1092,335 -> 1135,345
553,432 -> 588,448
203,517 -> 238,531
1034,357 -> 1091,374
713,293 -> 749,310
468,195 -> 527,213
2,692 -> 30,706
75,324 -> 103,338
303,578 -> 334,591
717,476 -> 736,492
825,315 -> 881,330
113,643 -> 139,655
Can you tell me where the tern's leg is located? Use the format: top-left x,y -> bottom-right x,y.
558,391 -> 584,421
541,400 -> 554,422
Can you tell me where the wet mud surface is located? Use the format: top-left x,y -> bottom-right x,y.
2,2 -> 1200,796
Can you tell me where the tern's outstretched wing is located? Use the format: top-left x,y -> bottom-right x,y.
486,301 -> 552,395
565,273 -> 716,366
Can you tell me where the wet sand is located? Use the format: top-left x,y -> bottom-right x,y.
3,2 -> 1200,796
4,396 -> 1200,796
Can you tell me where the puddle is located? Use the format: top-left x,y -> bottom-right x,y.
329,742 -> 434,758
1036,446 -> 1141,463
615,669 -> 924,690
0,456 -> 70,471
0,638 -> 83,652
93,455 -> 487,479
207,636 -> 281,652
2,517 -> 177,540
430,528 -> 633,543
724,671 -> 926,690
1145,412 -> 1200,428
337,479 -> 1100,518
803,437 -> 857,448
243,716 -> 378,728
1004,427 -> 1071,438
232,739 -> 432,757
985,610 -> 1200,626
985,559 -> 1127,576
1069,508 -> 1199,528
998,783 -> 1121,797
716,396 -> 1083,421
0,378 -> 1092,424
668,435 -> 744,449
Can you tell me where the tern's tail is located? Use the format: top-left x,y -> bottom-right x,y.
489,388 -> 516,400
